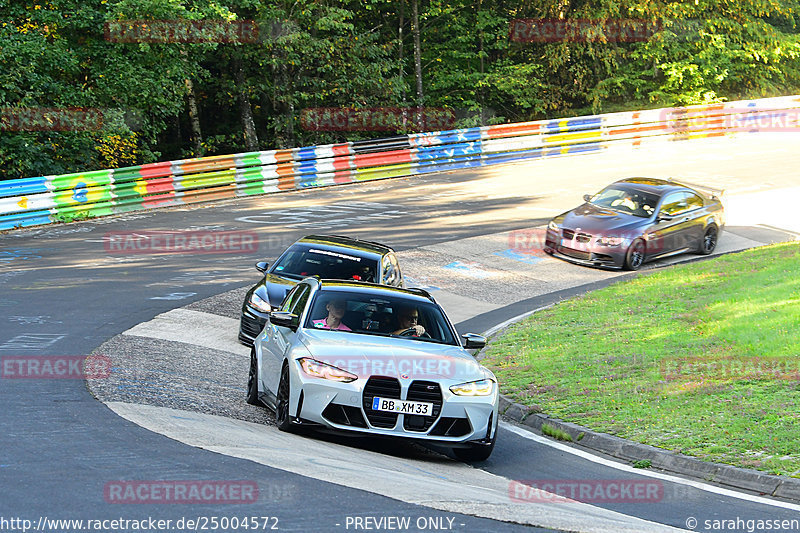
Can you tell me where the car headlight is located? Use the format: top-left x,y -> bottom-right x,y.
249,292 -> 271,313
596,236 -> 624,246
450,379 -> 495,396
298,358 -> 357,383
548,220 -> 559,231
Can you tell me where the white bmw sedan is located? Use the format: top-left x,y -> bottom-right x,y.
247,277 -> 499,462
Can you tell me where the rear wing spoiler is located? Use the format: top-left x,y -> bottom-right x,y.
667,178 -> 725,200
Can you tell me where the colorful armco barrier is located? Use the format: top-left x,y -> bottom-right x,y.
2,95 -> 799,230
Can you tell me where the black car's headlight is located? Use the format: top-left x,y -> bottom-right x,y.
596,236 -> 624,246
249,292 -> 271,313
450,379 -> 495,396
548,220 -> 559,231
298,358 -> 357,383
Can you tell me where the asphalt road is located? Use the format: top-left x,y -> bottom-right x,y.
2,133 -> 799,532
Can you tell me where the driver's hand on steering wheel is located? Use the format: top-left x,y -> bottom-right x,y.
408,324 -> 426,336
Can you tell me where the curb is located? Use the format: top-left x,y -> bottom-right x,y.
498,396 -> 800,503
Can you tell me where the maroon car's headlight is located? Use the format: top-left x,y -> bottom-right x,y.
596,236 -> 624,246
548,220 -> 559,231
298,358 -> 357,382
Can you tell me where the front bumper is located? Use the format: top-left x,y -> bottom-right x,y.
238,306 -> 269,345
288,367 -> 498,446
544,228 -> 627,269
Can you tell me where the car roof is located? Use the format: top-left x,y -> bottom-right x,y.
614,177 -> 696,195
293,235 -> 394,258
310,278 -> 435,303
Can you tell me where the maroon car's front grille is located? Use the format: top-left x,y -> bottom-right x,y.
557,246 -> 591,261
561,229 -> 592,243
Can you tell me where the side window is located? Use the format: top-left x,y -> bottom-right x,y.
381,256 -> 395,286
685,192 -> 704,211
279,284 -> 303,312
388,254 -> 402,286
660,192 -> 688,216
289,285 -> 311,317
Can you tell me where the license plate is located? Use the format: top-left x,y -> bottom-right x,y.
371,397 -> 433,416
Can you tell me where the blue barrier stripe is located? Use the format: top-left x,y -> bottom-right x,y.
0,177 -> 50,198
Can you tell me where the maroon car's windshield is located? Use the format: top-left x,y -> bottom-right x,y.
589,186 -> 660,218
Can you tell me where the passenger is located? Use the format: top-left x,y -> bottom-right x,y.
313,299 -> 352,331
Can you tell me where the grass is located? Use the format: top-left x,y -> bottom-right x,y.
542,423 -> 573,442
482,242 -> 800,477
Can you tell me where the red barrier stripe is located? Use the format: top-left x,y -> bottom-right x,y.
331,143 -> 351,156
353,149 -> 413,167
485,122 -> 541,138
144,177 -> 176,195
138,162 -> 173,179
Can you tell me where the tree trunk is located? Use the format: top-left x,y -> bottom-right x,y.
234,58 -> 259,151
411,0 -> 423,129
184,77 -> 203,157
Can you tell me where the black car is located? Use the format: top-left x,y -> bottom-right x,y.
544,178 -> 725,270
238,235 -> 404,345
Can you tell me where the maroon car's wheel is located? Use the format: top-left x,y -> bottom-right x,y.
699,225 -> 718,255
624,239 -> 645,270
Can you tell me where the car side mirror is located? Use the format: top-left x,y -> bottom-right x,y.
461,333 -> 486,350
255,261 -> 269,274
269,311 -> 297,330
583,194 -> 592,202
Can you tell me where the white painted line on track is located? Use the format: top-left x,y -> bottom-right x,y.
501,422 -> 800,512
107,402 -> 689,533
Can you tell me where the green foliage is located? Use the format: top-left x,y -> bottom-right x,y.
1,0 -> 799,178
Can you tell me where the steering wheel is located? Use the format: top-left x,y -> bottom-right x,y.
398,327 -> 431,338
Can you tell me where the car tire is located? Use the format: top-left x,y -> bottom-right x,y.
275,362 -> 293,432
699,225 -> 718,255
623,239 -> 646,270
453,422 -> 497,462
246,348 -> 262,406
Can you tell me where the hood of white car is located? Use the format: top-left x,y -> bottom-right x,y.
299,329 -> 489,382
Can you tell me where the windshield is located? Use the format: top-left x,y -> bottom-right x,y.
304,290 -> 458,345
588,186 -> 659,218
272,245 -> 379,282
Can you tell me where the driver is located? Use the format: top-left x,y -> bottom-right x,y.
393,305 -> 426,336
611,193 -> 637,211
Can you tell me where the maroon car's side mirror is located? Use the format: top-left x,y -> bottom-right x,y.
583,194 -> 592,202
